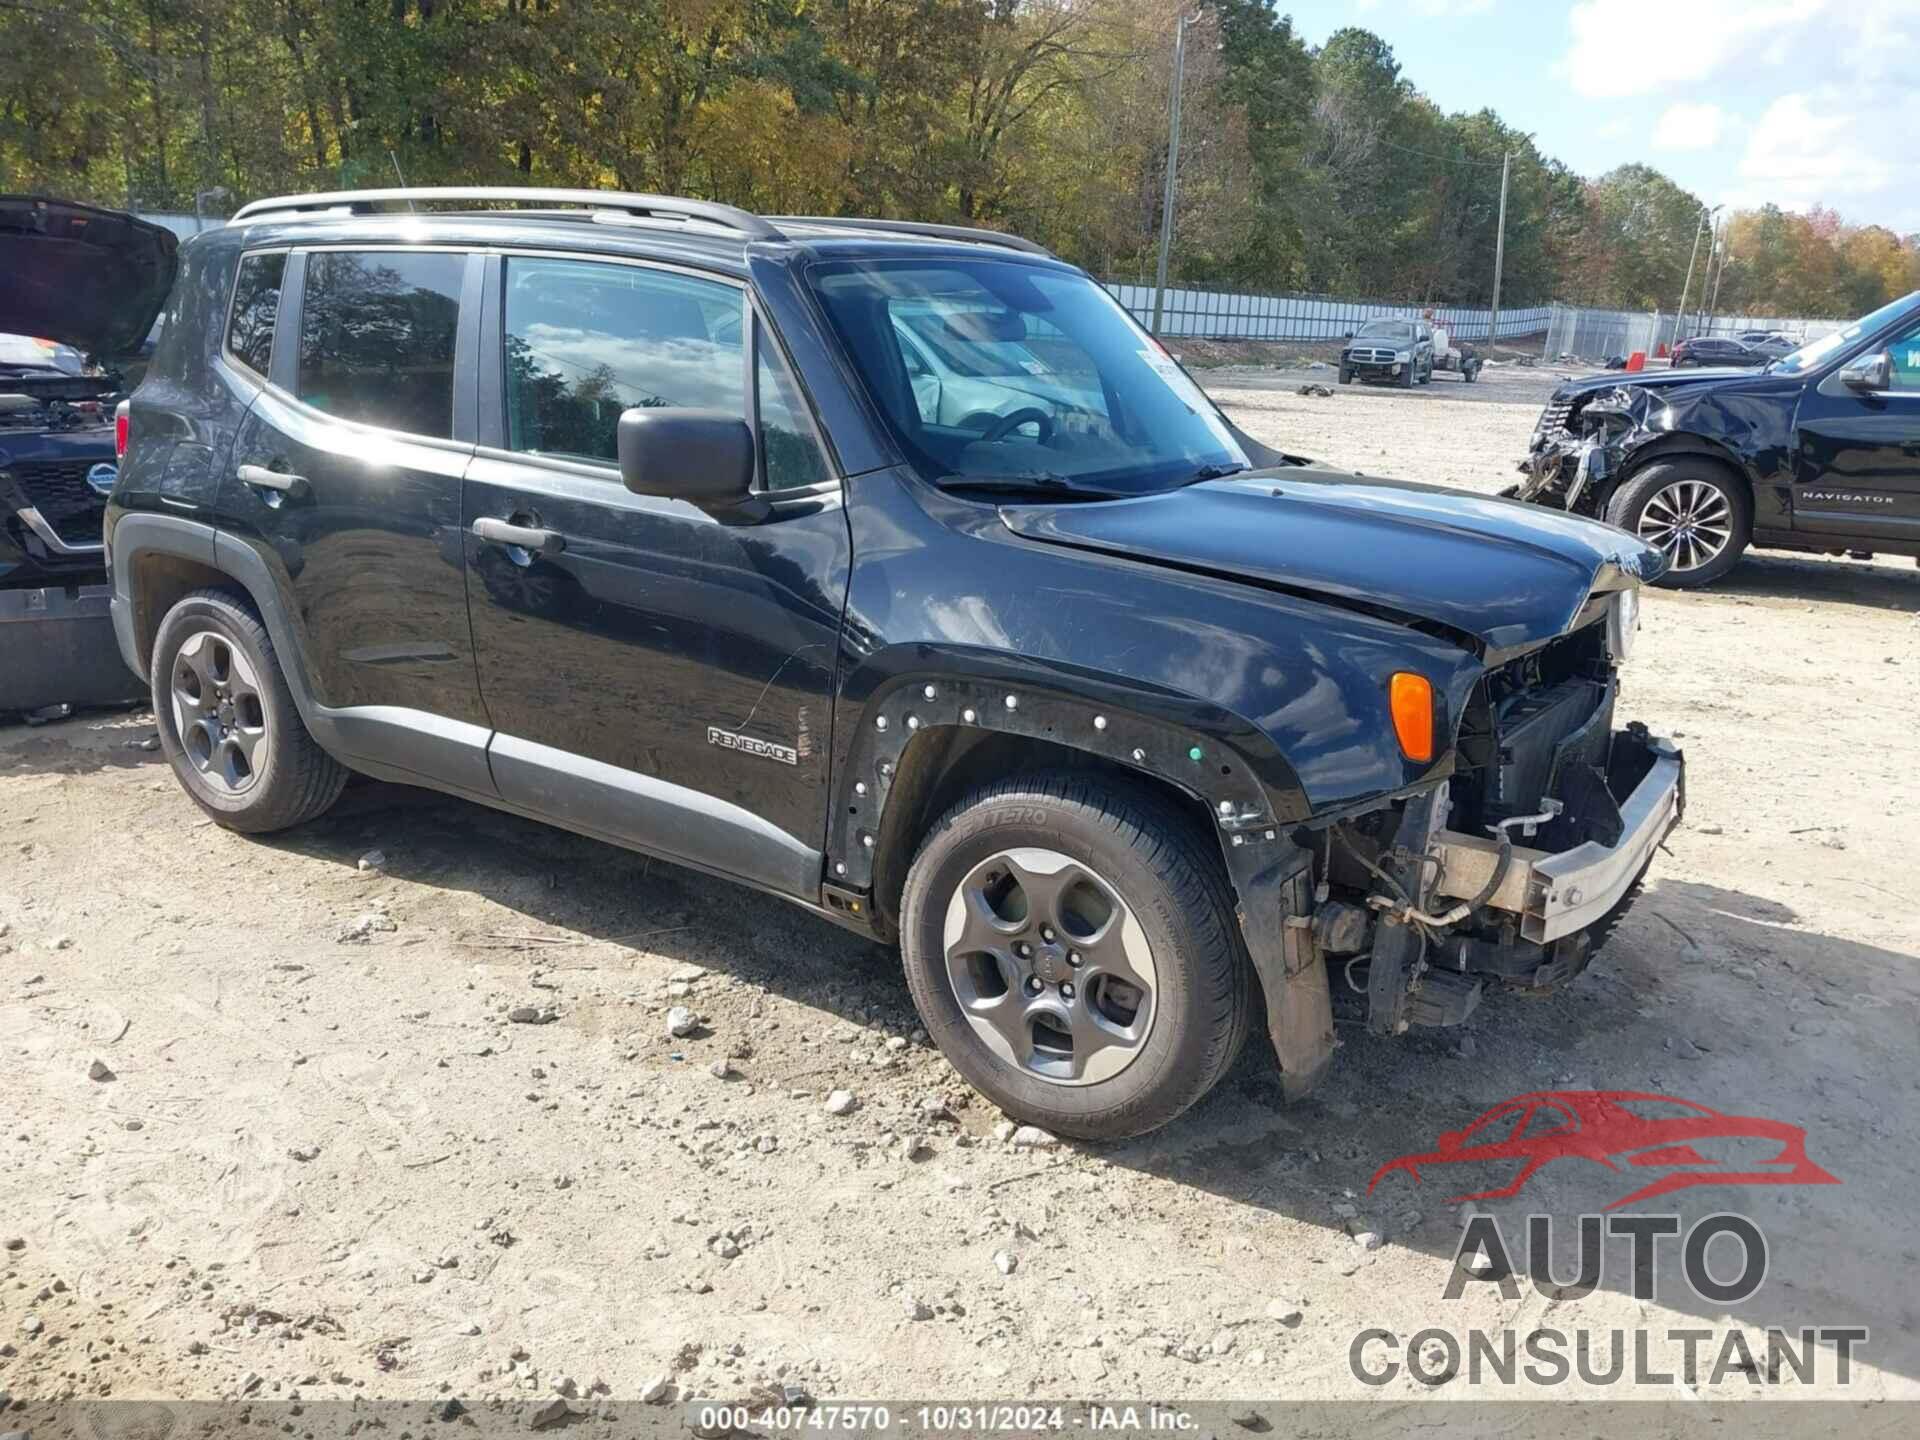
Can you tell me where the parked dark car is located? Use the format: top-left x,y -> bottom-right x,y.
102,187 -> 1682,1138
1338,317 -> 1435,387
1517,290 -> 1920,586
1668,335 -> 1766,368
0,196 -> 176,717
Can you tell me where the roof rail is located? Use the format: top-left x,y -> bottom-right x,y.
768,216 -> 1051,257
230,187 -> 781,239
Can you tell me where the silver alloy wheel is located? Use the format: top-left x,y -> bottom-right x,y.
1636,478 -> 1734,573
170,630 -> 267,793
941,847 -> 1157,1086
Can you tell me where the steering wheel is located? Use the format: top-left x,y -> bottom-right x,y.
975,407 -> 1055,444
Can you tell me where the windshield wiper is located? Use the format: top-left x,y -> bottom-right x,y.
1183,462 -> 1250,485
937,474 -> 1127,501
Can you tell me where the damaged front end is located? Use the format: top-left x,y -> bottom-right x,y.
1296,618 -> 1683,1039
1514,384 -> 1654,518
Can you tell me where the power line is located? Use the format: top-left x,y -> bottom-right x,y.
1372,135 -> 1514,168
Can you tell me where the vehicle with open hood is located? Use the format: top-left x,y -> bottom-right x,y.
106,187 -> 1683,1137
1516,291 -> 1920,587
1,195 -> 178,715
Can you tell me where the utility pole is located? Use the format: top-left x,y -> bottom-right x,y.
1674,223 -> 1703,340
1486,150 -> 1512,354
1674,203 -> 1720,341
1706,220 -> 1730,330
1150,12 -> 1195,337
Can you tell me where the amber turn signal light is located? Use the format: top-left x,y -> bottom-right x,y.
1389,672 -> 1435,763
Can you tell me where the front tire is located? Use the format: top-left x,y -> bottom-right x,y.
1604,460 -> 1752,589
151,589 -> 348,832
1338,368 -> 1352,385
899,773 -> 1253,1140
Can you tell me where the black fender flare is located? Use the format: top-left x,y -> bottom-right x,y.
110,512 -> 494,794
110,512 -> 324,719
830,653 -> 1335,1093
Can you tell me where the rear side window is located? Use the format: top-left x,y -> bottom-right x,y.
226,252 -> 285,376
297,250 -> 464,438
502,256 -> 743,466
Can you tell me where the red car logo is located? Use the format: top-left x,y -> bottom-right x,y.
1368,1091 -> 1839,1210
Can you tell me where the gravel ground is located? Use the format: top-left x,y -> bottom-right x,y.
2,364 -> 1917,1422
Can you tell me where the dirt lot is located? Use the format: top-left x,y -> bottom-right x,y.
2,364 -> 1917,1422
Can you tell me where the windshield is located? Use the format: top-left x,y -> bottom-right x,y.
1770,293 -> 1919,375
1355,320 -> 1415,341
810,258 -> 1247,496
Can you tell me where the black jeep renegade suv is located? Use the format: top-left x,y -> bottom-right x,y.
106,187 -> 1684,1138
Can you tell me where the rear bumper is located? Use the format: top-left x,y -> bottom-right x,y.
1428,730 -> 1684,944
0,583 -> 146,714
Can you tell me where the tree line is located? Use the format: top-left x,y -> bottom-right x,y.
4,0 -> 1915,319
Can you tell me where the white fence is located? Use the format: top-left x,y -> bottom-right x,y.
1542,302 -> 1850,363
1104,281 -> 1550,343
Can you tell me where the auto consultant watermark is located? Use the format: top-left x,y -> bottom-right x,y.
1353,1091 -> 1859,1390
1365,1089 -> 1839,1209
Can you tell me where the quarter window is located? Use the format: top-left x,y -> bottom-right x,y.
503,257 -> 743,466
297,250 -> 464,439
227,252 -> 286,376
756,324 -> 830,490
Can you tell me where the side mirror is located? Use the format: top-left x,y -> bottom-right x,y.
1838,351 -> 1890,393
1343,330 -> 1354,340
616,408 -> 764,523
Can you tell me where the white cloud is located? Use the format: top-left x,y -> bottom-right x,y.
1408,0 -> 1493,13
1561,0 -> 1822,100
1651,102 -> 1725,151
1560,0 -> 1920,231
1736,92 -> 1901,209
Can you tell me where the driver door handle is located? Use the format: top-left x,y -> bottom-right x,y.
237,463 -> 304,493
472,516 -> 566,556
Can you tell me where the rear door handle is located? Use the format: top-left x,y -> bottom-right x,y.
237,463 -> 305,493
472,516 -> 565,556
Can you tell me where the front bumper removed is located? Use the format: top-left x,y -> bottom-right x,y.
1426,728 -> 1684,944
1,583 -> 146,715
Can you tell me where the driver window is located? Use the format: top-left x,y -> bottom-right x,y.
1886,323 -> 1920,392
502,256 -> 743,467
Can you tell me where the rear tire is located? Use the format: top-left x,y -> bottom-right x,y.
899,772 -> 1253,1140
1604,460 -> 1752,589
151,589 -> 348,832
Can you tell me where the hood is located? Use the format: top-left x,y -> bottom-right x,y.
0,196 -> 179,357
1553,365 -> 1788,400
997,469 -> 1664,661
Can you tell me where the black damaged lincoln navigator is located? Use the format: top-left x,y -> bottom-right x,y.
1517,290 -> 1920,588
97,187 -> 1684,1138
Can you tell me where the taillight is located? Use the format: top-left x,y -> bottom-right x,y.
114,400 -> 130,458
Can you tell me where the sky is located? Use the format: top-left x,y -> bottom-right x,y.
1277,0 -> 1920,236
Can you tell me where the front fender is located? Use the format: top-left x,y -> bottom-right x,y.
827,468 -> 1487,894
828,648 -> 1301,891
